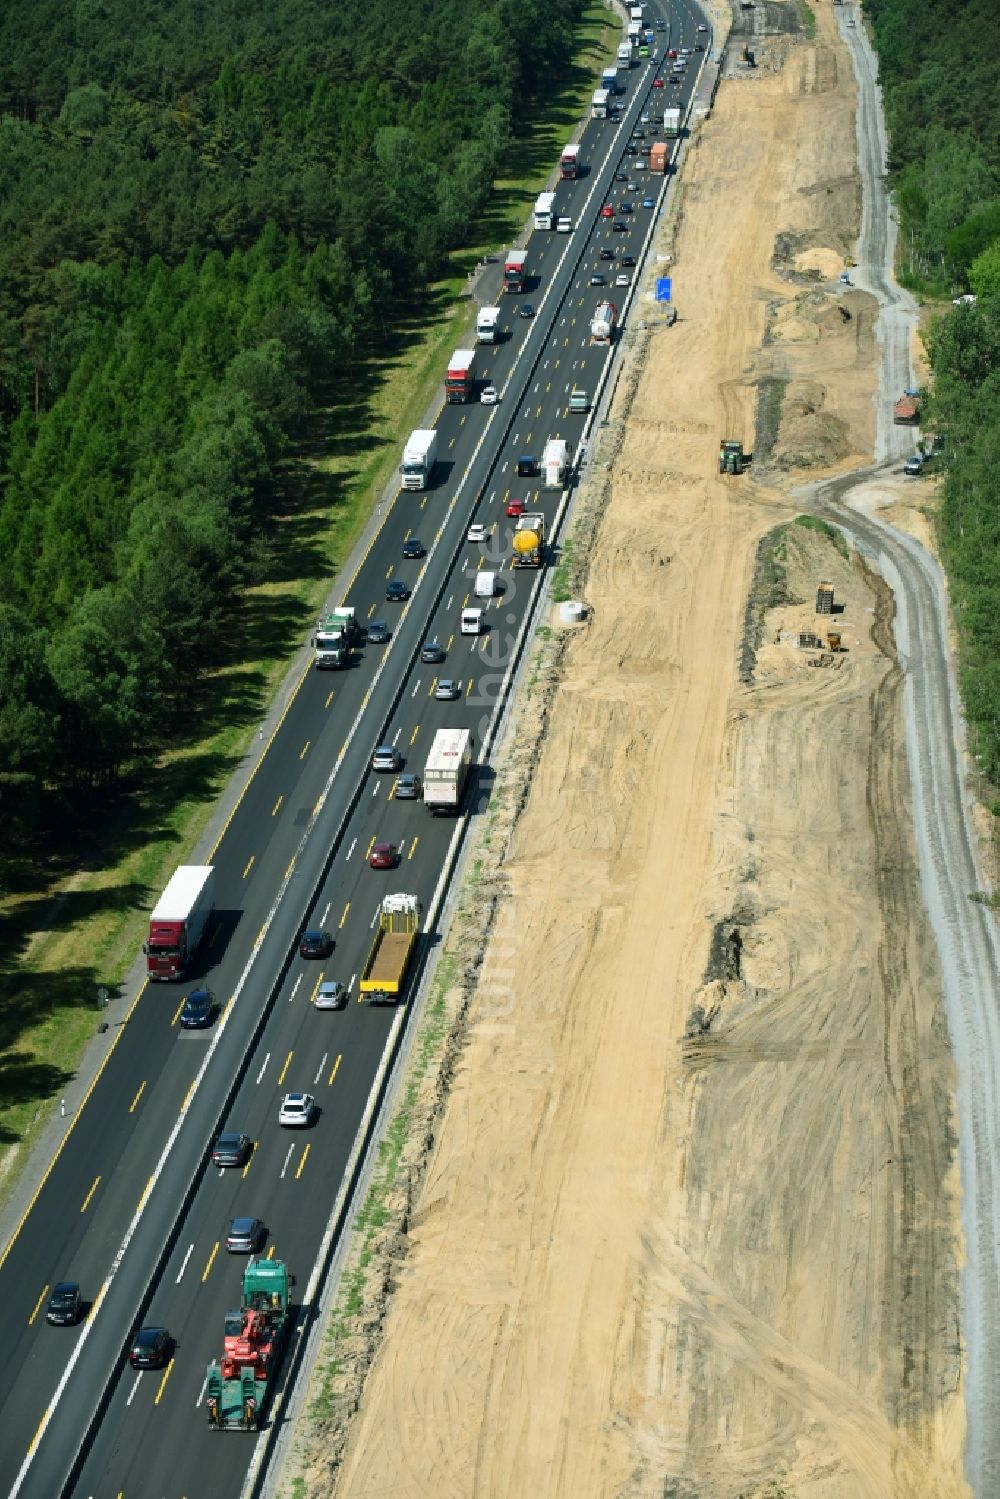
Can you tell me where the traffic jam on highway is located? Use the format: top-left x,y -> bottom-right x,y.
2,6 -> 711,1496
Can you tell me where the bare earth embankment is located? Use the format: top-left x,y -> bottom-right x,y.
286,8 -> 967,1496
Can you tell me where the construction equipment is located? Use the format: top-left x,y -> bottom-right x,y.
205,1259 -> 293,1431
718,439 -> 750,475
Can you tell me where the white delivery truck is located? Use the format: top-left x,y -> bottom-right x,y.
400,428 -> 437,490
476,306 -> 500,343
461,607 -> 483,635
475,570 -> 497,598
534,191 -> 556,230
423,728 -> 473,814
591,88 -> 609,119
617,41 -> 632,67
542,437 -> 569,489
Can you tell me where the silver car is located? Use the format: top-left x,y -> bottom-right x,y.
314,980 -> 348,1010
434,678 -> 461,701
372,744 -> 401,772
394,773 -> 422,800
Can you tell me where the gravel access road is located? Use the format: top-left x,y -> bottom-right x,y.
806,12 -> 1000,1492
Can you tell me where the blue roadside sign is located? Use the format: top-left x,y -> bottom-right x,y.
655,277 -> 672,302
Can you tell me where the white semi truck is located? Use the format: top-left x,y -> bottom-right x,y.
476,306 -> 500,343
542,437 -> 569,489
400,428 -> 437,490
423,728 -> 473,814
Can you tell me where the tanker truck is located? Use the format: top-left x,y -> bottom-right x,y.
513,513 -> 545,569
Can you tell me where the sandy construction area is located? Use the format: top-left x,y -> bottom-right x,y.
286,8 -> 966,1497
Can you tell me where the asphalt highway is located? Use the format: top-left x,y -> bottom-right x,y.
0,5 -> 711,1495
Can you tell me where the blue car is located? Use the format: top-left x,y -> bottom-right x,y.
642,197 -> 655,209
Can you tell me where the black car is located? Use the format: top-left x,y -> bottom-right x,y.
299,929 -> 333,959
622,254 -> 636,268
129,1326 -> 171,1369
615,169 -> 628,182
519,303 -> 534,319
401,537 -> 425,559
366,619 -> 391,644
46,1282 -> 81,1326
619,202 -> 634,215
612,220 -> 627,232
695,42 -> 705,51
624,142 -> 637,155
515,455 -> 538,477
420,641 -> 445,664
599,247 -> 615,261
212,1131 -> 253,1168
385,580 -> 410,602
226,1216 -> 266,1253
180,987 -> 214,1029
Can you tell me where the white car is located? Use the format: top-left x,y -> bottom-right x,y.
615,274 -> 630,288
697,23 -> 707,31
467,522 -> 488,543
278,1092 -> 316,1126
480,385 -> 499,405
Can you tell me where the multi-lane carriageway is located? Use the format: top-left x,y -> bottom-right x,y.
0,6 -> 710,1496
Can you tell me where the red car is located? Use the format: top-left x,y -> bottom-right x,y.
369,841 -> 397,870
667,47 -> 677,59
600,203 -> 614,219
653,77 -> 665,89
506,498 -> 526,518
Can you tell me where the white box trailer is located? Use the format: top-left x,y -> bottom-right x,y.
617,41 -> 632,67
534,191 -> 556,230
400,428 -> 437,490
591,88 -> 609,119
423,728 -> 473,813
476,306 -> 500,343
542,437 -> 569,489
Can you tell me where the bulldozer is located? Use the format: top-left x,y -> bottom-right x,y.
719,440 -> 750,476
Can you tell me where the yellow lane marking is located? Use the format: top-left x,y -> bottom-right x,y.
266,1244 -> 276,1260
409,725 -> 420,745
299,740 -> 310,760
181,1078 -> 197,1112
339,902 -> 350,929
408,837 -> 419,860
171,995 -> 186,1026
129,1081 -> 146,1114
329,1055 -> 342,1086
242,1147 -> 256,1179
202,1242 -> 219,1282
154,1357 -> 175,1405
136,1176 -> 154,1212
242,856 -> 254,879
271,795 -> 283,816
28,1285 -> 48,1326
80,1176 -> 101,1213
295,1144 -> 311,1180
324,690 -> 335,709
278,1050 -> 293,1086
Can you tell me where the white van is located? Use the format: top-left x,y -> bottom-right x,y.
475,571 -> 497,599
461,607 -> 483,635
557,216 -> 573,233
